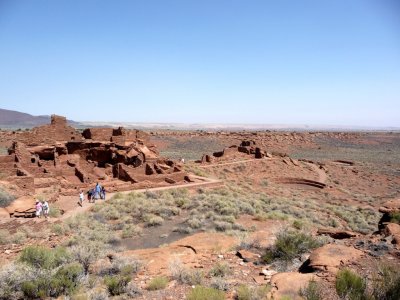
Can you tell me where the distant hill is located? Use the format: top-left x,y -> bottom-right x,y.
0,108 -> 79,128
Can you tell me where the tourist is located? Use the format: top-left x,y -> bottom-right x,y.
94,182 -> 102,201
42,200 -> 50,218
35,200 -> 42,218
100,186 -> 106,200
79,190 -> 84,206
87,189 -> 93,203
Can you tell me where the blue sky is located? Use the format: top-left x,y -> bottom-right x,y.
0,0 -> 399,126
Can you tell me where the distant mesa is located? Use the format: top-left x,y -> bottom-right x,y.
0,108 -> 80,128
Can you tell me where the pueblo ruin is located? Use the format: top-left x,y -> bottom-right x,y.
0,115 -> 194,217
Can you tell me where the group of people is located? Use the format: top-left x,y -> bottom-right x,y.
78,182 -> 106,206
35,200 -> 50,218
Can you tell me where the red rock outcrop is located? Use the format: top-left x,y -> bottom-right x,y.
306,244 -> 363,274
2,115 -> 190,215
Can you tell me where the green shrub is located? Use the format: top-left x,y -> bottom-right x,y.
237,284 -> 270,300
100,257 -> 141,277
175,197 -> 188,207
70,242 -> 103,275
51,224 -> 65,235
209,262 -> 230,277
371,264 -> 400,300
210,277 -> 229,291
143,214 -> 164,227
237,285 -> 251,300
299,279 -> 323,300
214,221 -> 233,232
48,206 -> 61,218
121,224 -> 142,238
169,258 -> 204,285
104,275 -> 130,296
0,187 -> 15,207
21,263 -> 83,298
186,286 -> 225,300
389,212 -> 400,224
19,245 -> 69,269
335,269 -> 366,300
293,219 -> 304,230
263,230 -> 322,263
51,263 -> 84,295
11,231 -> 26,244
0,229 -> 10,245
173,267 -> 203,285
146,276 -> 169,290
21,280 -> 47,299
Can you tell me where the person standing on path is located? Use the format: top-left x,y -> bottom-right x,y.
100,186 -> 106,200
42,200 -> 50,218
78,191 -> 84,207
94,182 -> 102,201
35,200 -> 42,218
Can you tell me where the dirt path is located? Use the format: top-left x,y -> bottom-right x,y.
58,176 -> 223,220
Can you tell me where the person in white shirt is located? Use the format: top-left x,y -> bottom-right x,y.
78,191 -> 84,207
42,200 -> 50,218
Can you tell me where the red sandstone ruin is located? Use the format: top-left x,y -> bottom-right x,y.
0,115 -> 191,216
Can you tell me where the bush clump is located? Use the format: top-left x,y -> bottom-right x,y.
21,263 -> 84,298
299,279 -> 323,300
389,212 -> 400,224
19,245 -> 69,269
263,230 -> 322,263
209,262 -> 230,277
169,258 -> 204,285
104,275 -> 130,296
146,276 -> 169,290
335,269 -> 366,300
371,264 -> 400,300
0,187 -> 15,208
121,224 -> 142,238
237,284 -> 270,300
143,214 -> 164,227
186,285 -> 225,300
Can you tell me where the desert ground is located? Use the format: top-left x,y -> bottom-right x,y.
0,117 -> 399,299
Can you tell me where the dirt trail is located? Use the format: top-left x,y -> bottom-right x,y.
58,176 -> 222,220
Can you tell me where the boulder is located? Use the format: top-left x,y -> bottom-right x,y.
379,198 -> 400,214
255,147 -> 264,159
201,154 -> 212,163
238,146 -> 251,155
165,177 -> 176,184
145,163 -> 156,175
235,250 -> 260,263
270,272 -> 317,300
383,223 -> 400,245
240,140 -> 256,147
307,244 -> 363,274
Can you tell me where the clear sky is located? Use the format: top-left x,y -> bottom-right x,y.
0,0 -> 399,126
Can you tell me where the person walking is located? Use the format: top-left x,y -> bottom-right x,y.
78,190 -> 84,207
35,200 -> 42,218
94,182 -> 101,201
100,186 -> 106,200
42,200 -> 50,218
87,189 -> 93,203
